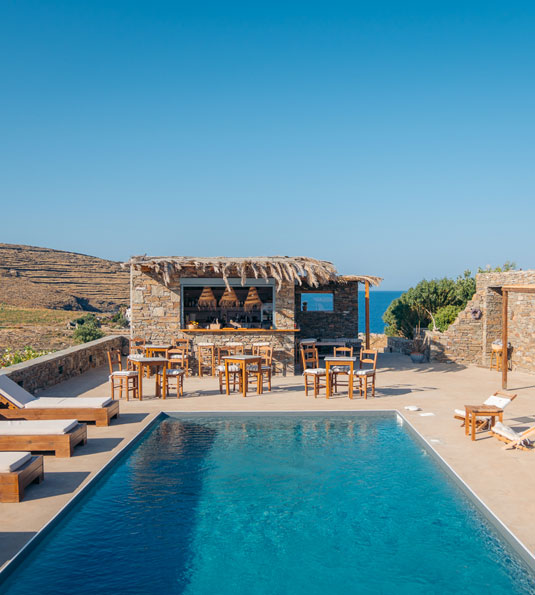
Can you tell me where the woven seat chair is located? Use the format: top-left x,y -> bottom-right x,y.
107,349 -> 139,401
301,345 -> 328,398
353,349 -> 378,399
156,367 -> 184,399
168,346 -> 190,376
216,343 -> 244,393
331,346 -> 354,393
246,344 -> 273,392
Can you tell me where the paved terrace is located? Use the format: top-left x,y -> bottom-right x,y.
2,352 -> 535,569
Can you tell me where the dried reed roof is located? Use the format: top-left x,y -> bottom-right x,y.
125,256 -> 382,290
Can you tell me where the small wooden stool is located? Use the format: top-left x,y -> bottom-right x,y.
490,344 -> 503,371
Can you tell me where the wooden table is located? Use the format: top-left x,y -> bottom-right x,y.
223,355 -> 262,397
127,356 -> 169,401
143,344 -> 172,358
325,357 -> 356,399
464,405 -> 504,441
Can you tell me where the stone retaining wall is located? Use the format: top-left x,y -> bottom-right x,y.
386,336 -> 414,355
0,335 -> 127,394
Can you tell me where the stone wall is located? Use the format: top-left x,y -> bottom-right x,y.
429,270 -> 535,372
0,335 -> 127,394
295,281 -> 359,340
386,336 -> 413,355
131,268 -> 296,373
182,331 -> 295,375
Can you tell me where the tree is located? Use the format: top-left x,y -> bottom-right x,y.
383,271 -> 478,338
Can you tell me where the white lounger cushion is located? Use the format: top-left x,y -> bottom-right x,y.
24,397 -> 112,409
454,409 -> 466,417
0,420 -> 78,435
0,375 -> 110,410
485,395 -> 511,408
0,375 -> 37,407
0,451 -> 32,473
492,422 -> 522,442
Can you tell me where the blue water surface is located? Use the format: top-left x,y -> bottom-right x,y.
358,290 -> 403,333
1,414 -> 534,595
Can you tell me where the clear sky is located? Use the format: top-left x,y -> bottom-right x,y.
2,1 -> 534,290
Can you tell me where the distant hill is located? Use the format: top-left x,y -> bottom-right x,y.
0,244 -> 129,311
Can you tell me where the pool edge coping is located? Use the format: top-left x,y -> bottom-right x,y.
1,408 -> 534,583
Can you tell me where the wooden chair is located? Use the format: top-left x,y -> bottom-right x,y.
107,349 -> 139,401
216,344 -> 244,393
156,368 -> 184,399
168,346 -> 190,376
331,346 -> 353,393
197,343 -> 216,377
453,391 -> 517,430
173,338 -> 190,351
301,345 -> 327,398
246,345 -> 273,392
129,337 -> 146,355
354,349 -> 377,399
218,342 -> 244,363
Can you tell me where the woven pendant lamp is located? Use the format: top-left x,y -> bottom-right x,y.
219,287 -> 240,308
197,287 -> 217,309
244,287 -> 263,311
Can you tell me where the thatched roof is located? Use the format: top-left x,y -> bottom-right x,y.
338,275 -> 383,287
124,255 -> 382,290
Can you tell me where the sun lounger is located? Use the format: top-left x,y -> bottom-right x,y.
491,422 -> 535,451
0,420 -> 87,457
453,391 -> 517,429
0,375 -> 119,427
0,451 -> 44,502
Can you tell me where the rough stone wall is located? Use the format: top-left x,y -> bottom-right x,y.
184,331 -> 295,375
131,268 -> 296,373
428,293 -> 484,364
429,270 -> 535,372
295,281 -> 359,340
1,335 -> 127,394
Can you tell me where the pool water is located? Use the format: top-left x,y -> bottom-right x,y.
1,414 -> 534,594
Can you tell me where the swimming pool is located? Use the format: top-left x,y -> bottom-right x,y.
1,413 -> 535,594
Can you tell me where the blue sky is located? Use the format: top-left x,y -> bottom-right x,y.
2,1 -> 534,289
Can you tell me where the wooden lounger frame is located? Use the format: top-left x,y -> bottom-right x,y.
491,426 -> 535,451
0,396 -> 119,427
0,455 -> 44,503
0,423 -> 87,458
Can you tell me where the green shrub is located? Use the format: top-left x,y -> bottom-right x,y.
72,313 -> 100,327
110,312 -> 129,328
73,322 -> 104,343
433,305 -> 462,332
0,346 -> 52,368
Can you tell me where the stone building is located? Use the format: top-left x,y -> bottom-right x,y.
428,270 -> 535,373
125,256 -> 381,375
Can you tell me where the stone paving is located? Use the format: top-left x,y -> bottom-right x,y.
2,352 -> 535,569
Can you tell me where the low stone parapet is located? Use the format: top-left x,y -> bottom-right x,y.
0,335 -> 128,394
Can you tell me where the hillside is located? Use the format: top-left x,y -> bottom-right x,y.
0,243 -> 129,312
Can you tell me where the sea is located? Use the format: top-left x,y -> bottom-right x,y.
358,290 -> 403,334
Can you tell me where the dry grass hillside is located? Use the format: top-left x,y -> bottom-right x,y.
0,243 -> 129,312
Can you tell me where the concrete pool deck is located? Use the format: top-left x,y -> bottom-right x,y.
1,352 -> 535,569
